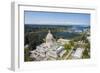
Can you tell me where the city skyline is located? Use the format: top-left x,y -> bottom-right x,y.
24,11 -> 90,25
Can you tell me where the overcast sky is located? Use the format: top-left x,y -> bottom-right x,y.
24,11 -> 90,25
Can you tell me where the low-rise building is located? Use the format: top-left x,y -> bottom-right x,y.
71,48 -> 84,59
57,38 -> 70,45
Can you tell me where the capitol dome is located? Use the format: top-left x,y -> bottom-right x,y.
45,30 -> 54,48
46,30 -> 54,40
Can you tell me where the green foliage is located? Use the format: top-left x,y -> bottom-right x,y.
81,33 -> 86,41
24,33 -> 29,45
69,40 -> 74,47
85,42 -> 90,49
73,36 -> 81,42
82,49 -> 90,59
64,43 -> 72,52
24,48 -> 33,61
73,32 -> 87,42
26,32 -> 43,50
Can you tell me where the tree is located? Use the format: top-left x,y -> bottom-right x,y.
28,32 -> 43,50
82,49 -> 90,58
69,40 -> 74,47
24,48 -> 33,61
24,33 -> 29,45
64,43 -> 72,52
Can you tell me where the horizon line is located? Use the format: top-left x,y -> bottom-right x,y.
24,23 -> 90,26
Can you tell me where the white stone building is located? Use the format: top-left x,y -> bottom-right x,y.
30,30 -> 66,61
71,48 -> 84,59
57,38 -> 70,45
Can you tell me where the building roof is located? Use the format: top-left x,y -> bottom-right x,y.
72,48 -> 84,58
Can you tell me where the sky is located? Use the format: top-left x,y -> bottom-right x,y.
24,11 -> 90,25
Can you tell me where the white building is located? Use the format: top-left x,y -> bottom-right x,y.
30,30 -> 66,61
71,48 -> 84,59
57,38 -> 70,45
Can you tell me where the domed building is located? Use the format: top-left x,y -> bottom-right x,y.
45,30 -> 55,48
30,30 -> 66,61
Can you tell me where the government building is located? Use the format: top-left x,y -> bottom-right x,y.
30,30 -> 67,61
